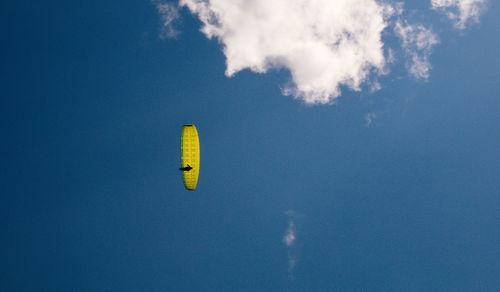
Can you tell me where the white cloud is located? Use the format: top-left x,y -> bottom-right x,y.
154,1 -> 181,39
167,1 -> 485,103
431,0 -> 487,29
365,112 -> 377,127
283,221 -> 296,247
394,21 -> 439,80
179,0 -> 396,104
283,210 -> 298,277
370,80 -> 382,93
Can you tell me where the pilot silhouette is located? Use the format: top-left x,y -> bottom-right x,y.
179,164 -> 193,171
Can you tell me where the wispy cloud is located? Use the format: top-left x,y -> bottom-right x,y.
283,219 -> 296,247
365,112 -> 377,127
283,210 -> 298,277
431,0 -> 487,29
394,20 -> 439,80
154,0 -> 181,39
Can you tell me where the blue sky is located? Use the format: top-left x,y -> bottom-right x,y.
2,0 -> 499,291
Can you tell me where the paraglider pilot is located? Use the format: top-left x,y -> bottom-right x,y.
179,164 -> 192,171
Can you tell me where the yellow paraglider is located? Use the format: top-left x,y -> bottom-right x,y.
179,124 -> 200,190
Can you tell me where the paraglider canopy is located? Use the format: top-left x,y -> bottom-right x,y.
180,124 -> 200,190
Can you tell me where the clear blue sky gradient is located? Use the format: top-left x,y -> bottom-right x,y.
2,1 -> 500,291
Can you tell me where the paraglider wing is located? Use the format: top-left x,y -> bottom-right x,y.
180,125 -> 200,190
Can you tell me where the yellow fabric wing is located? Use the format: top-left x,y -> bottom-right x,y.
180,125 -> 200,190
